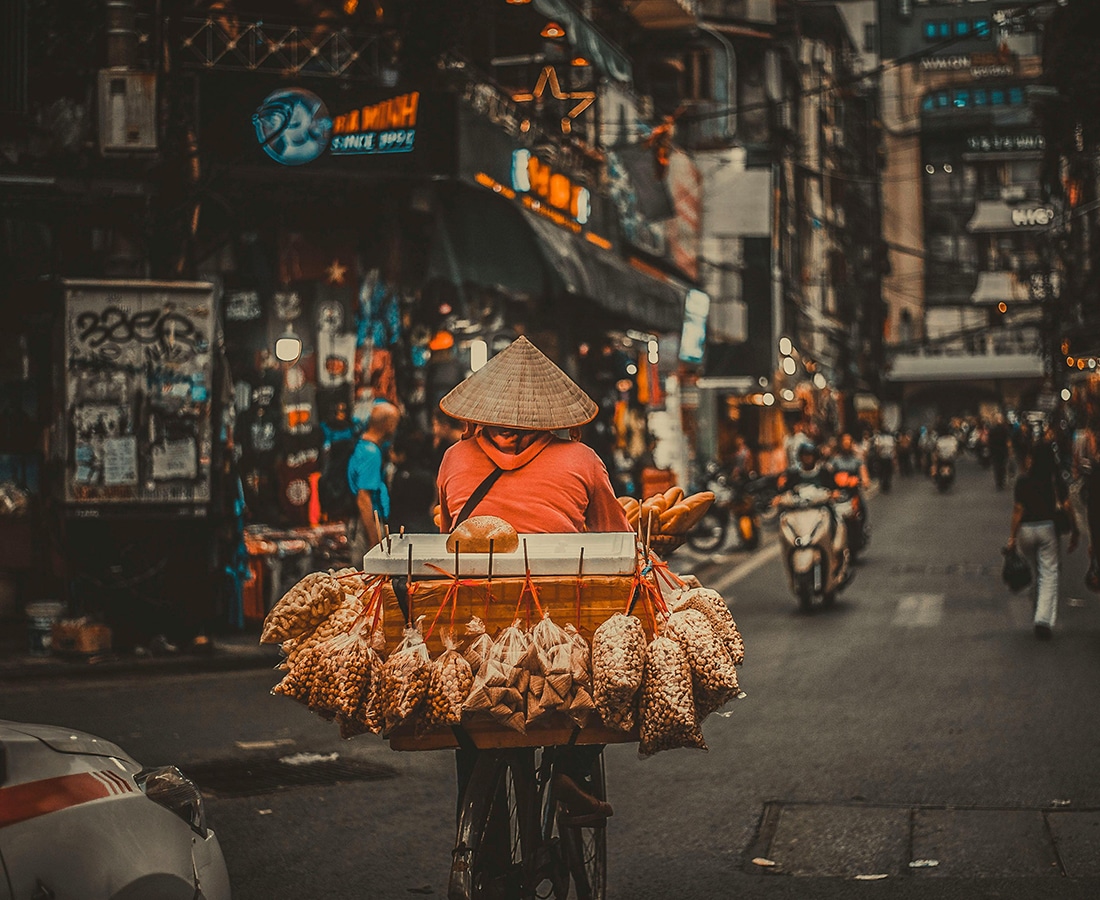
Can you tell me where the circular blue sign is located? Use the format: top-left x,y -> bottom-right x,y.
252,88 -> 332,166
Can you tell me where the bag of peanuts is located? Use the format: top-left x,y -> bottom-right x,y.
564,623 -> 596,727
525,613 -> 575,723
271,641 -> 322,706
671,587 -> 743,666
664,607 -> 739,721
463,620 -> 529,732
261,571 -> 346,644
638,629 -> 707,757
339,649 -> 385,739
592,613 -> 647,732
463,616 -> 494,675
419,627 -> 475,733
279,595 -> 364,670
379,617 -> 431,732
305,613 -> 382,722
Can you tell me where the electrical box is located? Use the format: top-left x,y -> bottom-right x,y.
97,69 -> 157,154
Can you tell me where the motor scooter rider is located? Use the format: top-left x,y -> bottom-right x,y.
774,442 -> 848,576
832,433 -> 870,533
932,429 -> 960,475
833,433 -> 870,488
774,443 -> 842,498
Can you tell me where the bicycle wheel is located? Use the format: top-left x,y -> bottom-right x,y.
451,749 -> 541,900
554,753 -> 607,900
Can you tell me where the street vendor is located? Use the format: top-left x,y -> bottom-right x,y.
436,337 -> 631,535
436,334 -> 629,824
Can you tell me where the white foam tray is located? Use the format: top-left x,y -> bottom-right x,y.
361,532 -> 637,578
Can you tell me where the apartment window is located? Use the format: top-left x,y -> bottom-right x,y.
973,89 -> 988,106
863,22 -> 876,52
1008,86 -> 1025,105
953,90 -> 969,108
955,19 -> 970,36
973,18 -> 990,37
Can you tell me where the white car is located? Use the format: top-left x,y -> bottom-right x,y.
0,720 -> 231,899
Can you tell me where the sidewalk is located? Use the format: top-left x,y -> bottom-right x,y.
0,628 -> 282,683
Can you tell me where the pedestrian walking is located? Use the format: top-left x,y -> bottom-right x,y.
1006,442 -> 1079,639
347,400 -> 400,561
1072,408 -> 1100,585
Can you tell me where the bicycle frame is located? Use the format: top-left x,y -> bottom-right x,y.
449,747 -> 606,900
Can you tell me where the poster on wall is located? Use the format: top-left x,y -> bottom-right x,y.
61,280 -> 216,511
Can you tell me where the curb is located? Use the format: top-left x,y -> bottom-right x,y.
0,643 -> 281,684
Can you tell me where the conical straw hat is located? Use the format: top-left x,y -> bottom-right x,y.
440,336 -> 598,430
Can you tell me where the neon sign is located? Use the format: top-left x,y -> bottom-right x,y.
510,149 -> 590,225
511,66 -> 594,135
253,90 -> 419,164
253,88 -> 332,166
331,91 -> 419,155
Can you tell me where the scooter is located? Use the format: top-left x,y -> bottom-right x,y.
686,466 -> 766,553
932,436 -> 959,492
776,484 -> 852,612
932,457 -> 956,492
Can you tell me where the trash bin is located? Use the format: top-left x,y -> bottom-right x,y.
25,601 -> 66,655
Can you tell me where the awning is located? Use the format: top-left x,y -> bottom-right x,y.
967,200 -> 1056,233
428,184 -> 686,333
970,271 -> 1031,305
523,210 -> 687,332
428,186 -> 555,300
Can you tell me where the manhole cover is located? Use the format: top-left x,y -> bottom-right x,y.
185,754 -> 399,798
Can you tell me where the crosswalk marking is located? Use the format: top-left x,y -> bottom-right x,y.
892,593 -> 945,627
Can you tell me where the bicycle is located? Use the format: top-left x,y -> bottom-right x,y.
449,745 -> 608,900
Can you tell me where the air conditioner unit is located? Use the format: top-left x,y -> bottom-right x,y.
98,69 -> 157,154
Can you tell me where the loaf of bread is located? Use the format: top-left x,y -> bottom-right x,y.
446,515 -> 519,553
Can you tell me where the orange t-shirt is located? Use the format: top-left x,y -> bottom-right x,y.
437,435 -> 631,534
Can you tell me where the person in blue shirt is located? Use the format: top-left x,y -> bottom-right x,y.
347,401 -> 400,564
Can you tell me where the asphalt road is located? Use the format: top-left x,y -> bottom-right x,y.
7,455 -> 1100,899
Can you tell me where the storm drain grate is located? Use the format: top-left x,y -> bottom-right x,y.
185,754 -> 399,799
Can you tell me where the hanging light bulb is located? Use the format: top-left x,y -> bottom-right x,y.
470,338 -> 488,372
275,327 -> 302,364
541,21 -> 566,39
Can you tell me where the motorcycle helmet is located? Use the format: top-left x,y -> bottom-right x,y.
798,443 -> 820,466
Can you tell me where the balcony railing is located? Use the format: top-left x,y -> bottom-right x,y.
887,326 -> 1044,382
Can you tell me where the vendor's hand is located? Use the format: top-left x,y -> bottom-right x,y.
1006,537 -> 1017,551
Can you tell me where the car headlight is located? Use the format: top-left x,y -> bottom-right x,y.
136,766 -> 208,836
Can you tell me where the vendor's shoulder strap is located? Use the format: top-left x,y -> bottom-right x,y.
452,467 -> 504,529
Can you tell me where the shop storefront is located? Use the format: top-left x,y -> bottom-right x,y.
191,71 -> 697,619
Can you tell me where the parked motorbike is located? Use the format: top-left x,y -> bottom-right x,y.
776,483 -> 852,611
833,471 -> 869,558
686,465 -> 767,553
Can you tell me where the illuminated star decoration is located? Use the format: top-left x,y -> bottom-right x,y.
512,66 -> 595,135
326,259 -> 347,284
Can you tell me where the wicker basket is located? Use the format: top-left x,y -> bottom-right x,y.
645,532 -> 687,555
